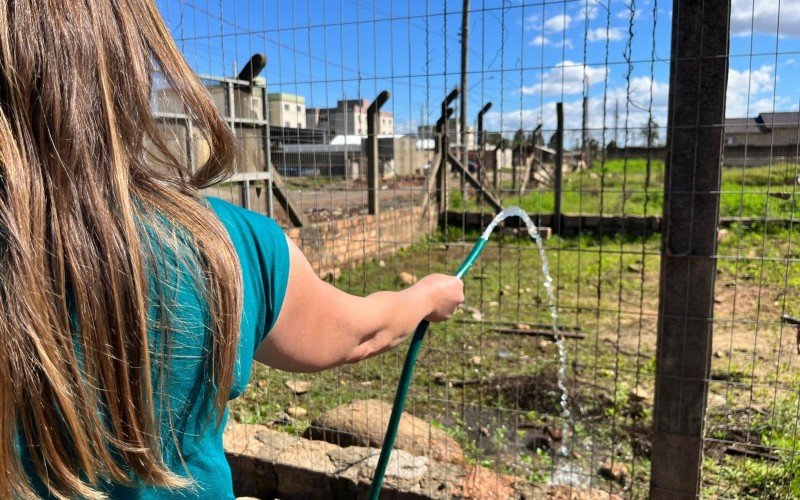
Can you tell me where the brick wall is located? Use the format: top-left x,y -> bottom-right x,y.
286,204 -> 439,277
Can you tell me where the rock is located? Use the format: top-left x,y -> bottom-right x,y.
500,289 -> 510,296
714,296 -> 723,304
455,465 -> 516,500
538,340 -> 550,352
525,287 -> 533,293
397,272 -> 417,286
516,322 -> 532,330
285,405 -> 308,418
273,412 -> 294,426
489,301 -> 499,307
599,461 -> 629,485
480,426 -> 490,437
471,309 -> 483,321
364,449 -> 428,480
285,379 -> 311,395
627,263 -> 642,273
470,355 -> 482,366
718,228 -> 730,240
496,351 -> 512,360
378,260 -> 386,268
503,284 -> 511,291
305,399 -> 464,463
714,350 -> 727,358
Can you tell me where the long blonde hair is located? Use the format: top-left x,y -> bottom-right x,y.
0,0 -> 242,497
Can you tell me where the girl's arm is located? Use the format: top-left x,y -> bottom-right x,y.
254,238 -> 464,372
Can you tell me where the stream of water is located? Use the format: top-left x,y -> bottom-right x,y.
482,207 -> 572,459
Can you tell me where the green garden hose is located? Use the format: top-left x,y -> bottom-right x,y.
368,236 -> 488,499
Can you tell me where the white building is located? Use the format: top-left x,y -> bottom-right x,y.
417,121 -> 476,150
268,93 -> 306,128
306,99 -> 394,136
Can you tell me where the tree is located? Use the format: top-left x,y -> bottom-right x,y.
547,131 -> 561,151
485,132 -> 509,150
512,128 -> 527,150
640,118 -> 660,148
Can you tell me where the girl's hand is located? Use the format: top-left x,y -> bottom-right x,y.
415,274 -> 465,322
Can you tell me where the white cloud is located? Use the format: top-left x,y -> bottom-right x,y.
586,27 -> 626,42
730,0 -> 800,37
521,61 -> 608,97
544,14 -> 572,32
615,1 -> 641,22
524,15 -> 540,30
725,65 -> 777,117
530,36 -> 573,49
529,35 -> 551,46
575,4 -> 599,21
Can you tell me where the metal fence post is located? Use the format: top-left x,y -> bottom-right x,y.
367,91 -> 390,216
437,88 -> 460,218
650,0 -> 730,497
553,102 -> 564,235
477,102 -> 492,187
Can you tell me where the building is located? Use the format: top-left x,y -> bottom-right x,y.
417,120 -> 476,150
268,93 -> 306,129
306,99 -> 394,136
724,111 -> 800,166
725,112 -> 800,147
272,134 -> 433,179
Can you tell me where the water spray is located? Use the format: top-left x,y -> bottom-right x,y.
368,207 -> 569,498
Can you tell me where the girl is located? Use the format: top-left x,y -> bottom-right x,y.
0,1 -> 464,498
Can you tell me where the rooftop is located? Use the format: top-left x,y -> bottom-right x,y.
725,111 -> 800,134
268,92 -> 306,104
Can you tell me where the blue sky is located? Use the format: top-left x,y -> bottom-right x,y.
157,0 -> 799,145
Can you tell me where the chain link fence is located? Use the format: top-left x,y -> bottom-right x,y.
154,0 -> 799,497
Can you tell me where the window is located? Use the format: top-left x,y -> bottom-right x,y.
297,105 -> 302,112
284,104 -> 289,111
285,121 -> 290,127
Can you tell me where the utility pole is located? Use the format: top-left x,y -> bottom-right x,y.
460,0 -> 470,199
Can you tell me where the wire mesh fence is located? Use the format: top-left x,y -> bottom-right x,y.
153,0 -> 799,498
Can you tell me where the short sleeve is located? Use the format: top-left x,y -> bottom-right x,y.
206,197 -> 290,347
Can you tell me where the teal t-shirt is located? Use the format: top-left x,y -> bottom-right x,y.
23,197 -> 290,499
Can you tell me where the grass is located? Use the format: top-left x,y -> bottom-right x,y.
703,386 -> 800,499
451,158 -> 800,220
229,184 -> 800,496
